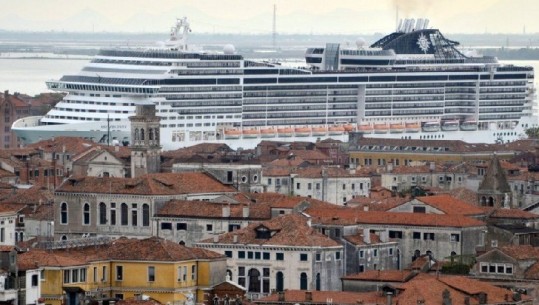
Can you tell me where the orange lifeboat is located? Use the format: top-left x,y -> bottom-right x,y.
242,128 -> 259,138
312,126 -> 328,136
294,127 -> 312,137
389,122 -> 405,133
328,125 -> 345,135
357,123 -> 373,134
277,127 -> 294,137
224,128 -> 242,139
373,123 -> 389,134
343,124 -> 356,132
260,127 -> 276,138
405,122 -> 421,133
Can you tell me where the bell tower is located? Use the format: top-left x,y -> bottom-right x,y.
129,104 -> 161,178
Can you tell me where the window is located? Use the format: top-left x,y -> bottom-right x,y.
31,274 -> 38,287
263,252 -> 270,260
450,233 -> 460,242
373,249 -> 378,257
116,266 -> 123,281
110,203 -> 116,225
148,266 -> 155,282
308,183 -> 312,190
142,204 -> 150,227
206,224 -> 213,232
238,251 -> 245,259
102,266 -> 107,282
342,184 -> 346,190
359,250 -> 364,258
61,202 -> 68,224
316,183 -> 320,190
316,253 -> 321,261
121,203 -> 128,225
267,178 -> 272,185
336,251 -> 341,260
225,251 -> 233,258
238,267 -> 245,287
131,204 -> 138,226
413,232 -> 421,239
389,230 -> 403,239
177,223 -> 187,230
413,206 -> 426,213
191,265 -> 196,280
83,203 -> 90,225
93,267 -> 97,282
161,222 -> 172,230
178,266 -> 187,281
296,183 -> 301,190
300,253 -> 308,261
99,202 -> 107,225
276,253 -> 284,261
247,251 -> 254,259
300,273 -> 308,290
423,233 -> 435,240
389,248 -> 394,256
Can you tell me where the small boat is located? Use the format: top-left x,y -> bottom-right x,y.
224,129 -> 242,139
357,123 -> 373,134
389,122 -> 405,133
422,121 -> 440,132
260,127 -> 276,138
405,122 -> 421,133
242,128 -> 259,138
441,120 -> 459,131
460,121 -> 478,131
373,123 -> 389,134
277,127 -> 294,137
312,126 -> 328,136
328,125 -> 345,135
294,127 -> 312,137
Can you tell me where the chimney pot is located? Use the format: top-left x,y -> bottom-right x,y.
305,291 -> 312,302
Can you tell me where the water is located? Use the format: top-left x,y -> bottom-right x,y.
0,56 -> 538,97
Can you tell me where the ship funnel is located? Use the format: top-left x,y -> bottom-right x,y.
397,19 -> 403,32
424,19 -> 430,29
416,18 -> 424,30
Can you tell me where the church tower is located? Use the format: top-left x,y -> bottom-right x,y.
477,154 -> 512,208
129,104 -> 161,178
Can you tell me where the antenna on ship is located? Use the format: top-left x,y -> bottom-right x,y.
272,4 -> 277,49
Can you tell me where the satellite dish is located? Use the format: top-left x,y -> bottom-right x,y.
223,44 -> 236,54
356,38 -> 367,49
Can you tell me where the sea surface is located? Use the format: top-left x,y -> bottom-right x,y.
0,54 -> 538,96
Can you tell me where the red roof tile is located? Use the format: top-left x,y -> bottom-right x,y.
414,195 -> 485,216
342,269 -> 414,282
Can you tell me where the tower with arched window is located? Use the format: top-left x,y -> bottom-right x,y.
129,104 -> 161,177
477,154 -> 511,208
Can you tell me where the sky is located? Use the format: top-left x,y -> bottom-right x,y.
0,0 -> 537,34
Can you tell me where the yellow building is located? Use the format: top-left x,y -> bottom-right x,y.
17,237 -> 226,305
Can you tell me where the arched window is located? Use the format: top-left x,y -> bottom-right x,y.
488,197 -> 494,206
142,204 -> 150,226
121,203 -> 128,225
276,272 -> 284,292
134,128 -> 139,141
60,202 -> 68,224
248,268 -> 261,292
140,128 -> 145,140
83,203 -> 90,225
61,235 -> 68,241
315,273 -> 321,291
149,128 -> 154,140
179,241 -> 185,246
19,232 -> 24,242
226,270 -> 232,281
480,196 -> 486,206
300,272 -> 308,290
99,202 -> 107,225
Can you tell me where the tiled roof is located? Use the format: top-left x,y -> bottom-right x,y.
199,214 -> 341,248
116,299 -> 161,305
288,149 -> 329,161
295,166 -> 369,178
255,290 -> 384,305
156,200 -> 271,220
309,208 -> 485,228
497,245 -> 539,260
56,172 -> 235,195
18,249 -> 88,270
0,203 -> 26,215
424,187 -> 478,206
352,137 -> 506,153
478,154 -> 511,193
342,269 -> 414,282
346,196 -> 410,211
0,184 -> 54,205
27,137 -> 99,155
343,232 -> 385,246
485,208 -> 539,219
414,195 -> 485,216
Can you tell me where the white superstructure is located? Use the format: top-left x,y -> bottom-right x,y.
12,18 -> 538,150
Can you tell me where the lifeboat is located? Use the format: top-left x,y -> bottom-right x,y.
389,122 -> 405,133
422,121 -> 440,132
357,123 -> 373,134
343,124 -> 356,132
260,127 -> 276,138
328,125 -> 345,135
460,120 -> 478,131
373,123 -> 389,134
312,126 -> 328,136
277,127 -> 294,137
405,122 -> 421,133
294,127 -> 312,137
224,128 -> 242,139
441,120 -> 459,131
242,128 -> 259,138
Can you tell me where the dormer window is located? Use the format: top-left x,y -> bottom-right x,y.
255,226 -> 272,239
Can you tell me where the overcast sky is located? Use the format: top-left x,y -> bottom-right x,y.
0,0 -> 537,34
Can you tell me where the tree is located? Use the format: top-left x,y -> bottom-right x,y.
525,127 -> 539,139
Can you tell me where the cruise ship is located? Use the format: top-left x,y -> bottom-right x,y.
12,17 -> 537,150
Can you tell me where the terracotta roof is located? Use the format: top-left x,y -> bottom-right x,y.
256,290 -> 383,305
56,172 -> 235,195
199,214 -> 341,248
116,299 -> 161,305
414,195 -> 485,216
352,137 -> 506,153
288,149 -> 329,161
343,232 -> 385,246
18,249 -> 88,270
295,166 -> 369,178
497,245 -> 539,260
27,137 -> 99,155
485,208 -> 539,219
309,208 -> 486,228
156,200 -> 271,220
342,269 -> 414,282
424,187 -> 478,206
346,196 -> 410,211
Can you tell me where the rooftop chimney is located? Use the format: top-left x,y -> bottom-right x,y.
478,292 -> 487,305
278,291 -> 285,302
222,205 -> 231,218
242,205 -> 249,218
386,292 -> 393,305
233,235 -> 238,243
363,228 -> 371,244
213,236 -> 219,243
380,230 -> 388,243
